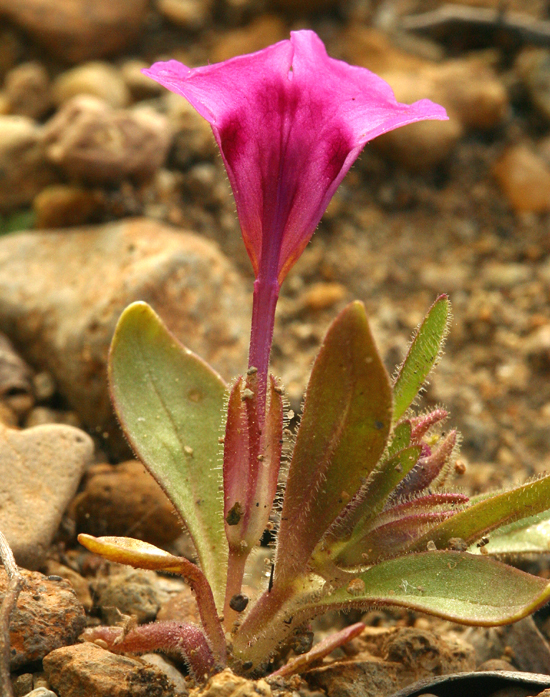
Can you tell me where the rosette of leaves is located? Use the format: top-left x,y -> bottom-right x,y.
79,295 -> 550,679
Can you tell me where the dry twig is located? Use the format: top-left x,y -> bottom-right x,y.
401,4 -> 550,48
0,531 -> 22,697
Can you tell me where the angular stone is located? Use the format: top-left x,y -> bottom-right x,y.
0,218 -> 250,454
43,642 -> 176,697
1,569 -> 86,670
0,423 -> 93,568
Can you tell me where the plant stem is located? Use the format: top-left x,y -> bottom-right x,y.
232,582 -> 294,664
248,276 -> 279,423
223,549 -> 248,630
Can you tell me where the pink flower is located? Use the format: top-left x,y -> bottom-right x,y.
143,30 -> 447,388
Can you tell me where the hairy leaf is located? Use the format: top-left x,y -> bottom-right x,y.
468,510 -> 550,556
109,302 -> 228,609
407,474 -> 550,553
302,552 -> 550,626
393,295 -> 450,422
275,301 -> 392,584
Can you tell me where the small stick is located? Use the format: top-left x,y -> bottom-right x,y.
401,4 -> 550,47
0,531 -> 22,697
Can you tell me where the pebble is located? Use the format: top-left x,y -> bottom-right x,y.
0,0 -> 149,63
197,669 -> 271,697
121,59 -> 164,100
3,61 -> 51,119
157,0 -> 214,30
140,653 -> 188,695
339,27 -> 508,168
301,283 -> 347,311
0,218 -> 249,455
92,567 -> 161,625
43,642 -> 175,697
493,144 -> 550,214
72,460 -> 182,545
52,62 -> 130,108
44,560 -> 93,612
42,96 -> 171,184
24,689 -> 57,697
1,568 -> 86,670
12,672 -> 33,696
33,184 -> 103,229
0,115 -> 57,212
0,423 -> 93,569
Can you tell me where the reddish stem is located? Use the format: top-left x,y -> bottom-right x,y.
248,276 -> 279,423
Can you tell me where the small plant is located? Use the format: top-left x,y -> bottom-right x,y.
79,31 -> 550,681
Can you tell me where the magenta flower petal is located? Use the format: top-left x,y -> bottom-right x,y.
143,30 -> 447,284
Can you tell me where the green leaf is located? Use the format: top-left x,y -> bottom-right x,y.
275,301 -> 392,584
109,302 -> 228,609
386,421 -> 412,458
393,295 -> 450,422
468,510 -> 550,556
299,552 -> 550,626
408,474 -> 550,554
329,445 -> 422,568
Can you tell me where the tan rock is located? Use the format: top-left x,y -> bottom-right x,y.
0,115 -> 57,212
493,144 -> 550,213
0,218 -> 249,454
0,0 -> 149,63
339,27 -> 508,168
33,184 -> 103,229
157,0 -> 213,30
44,560 -> 93,612
211,15 -> 288,63
73,460 -> 182,545
0,423 -> 93,568
195,669 -> 271,697
53,62 -> 130,108
0,568 -> 86,670
302,283 -> 347,311
44,642 -> 175,697
3,61 -> 51,119
121,59 -> 164,100
42,96 -> 171,184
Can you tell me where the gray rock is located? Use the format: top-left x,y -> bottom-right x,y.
0,423 -> 93,568
0,218 -> 250,455
92,568 -> 161,625
1,568 -> 86,670
43,642 -> 175,697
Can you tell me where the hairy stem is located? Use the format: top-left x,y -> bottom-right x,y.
223,550 -> 248,630
248,277 -> 279,423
